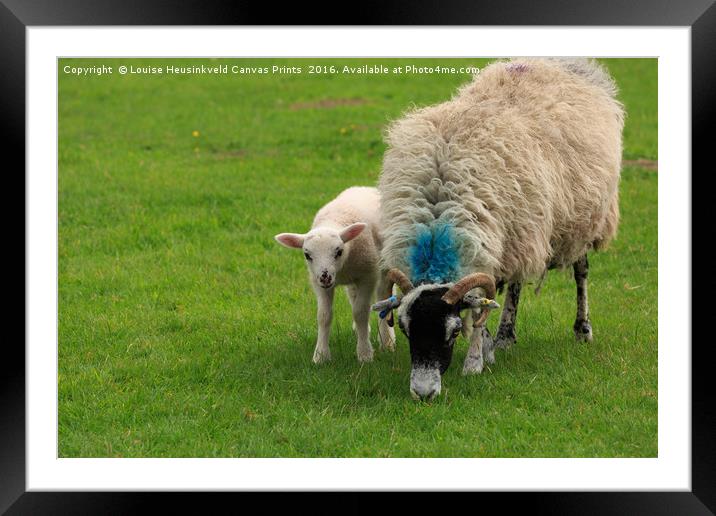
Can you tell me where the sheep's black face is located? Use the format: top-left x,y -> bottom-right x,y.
396,286 -> 464,400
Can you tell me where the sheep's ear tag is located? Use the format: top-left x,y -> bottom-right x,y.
379,296 -> 397,319
371,295 -> 398,319
481,298 -> 500,310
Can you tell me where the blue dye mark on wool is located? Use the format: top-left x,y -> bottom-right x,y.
408,223 -> 462,285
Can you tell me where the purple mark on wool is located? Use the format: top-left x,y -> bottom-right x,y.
506,63 -> 529,73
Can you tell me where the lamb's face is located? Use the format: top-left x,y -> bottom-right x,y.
274,222 -> 366,289
396,285 -> 463,400
302,230 -> 346,289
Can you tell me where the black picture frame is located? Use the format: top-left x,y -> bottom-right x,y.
5,1 -> 713,513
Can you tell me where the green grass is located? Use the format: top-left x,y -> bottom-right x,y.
58,58 -> 657,457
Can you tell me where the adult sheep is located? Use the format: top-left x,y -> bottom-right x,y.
373,58 -> 624,400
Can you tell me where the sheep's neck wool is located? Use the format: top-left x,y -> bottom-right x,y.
408,223 -> 462,285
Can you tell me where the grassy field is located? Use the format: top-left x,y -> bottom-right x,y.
58,58 -> 657,457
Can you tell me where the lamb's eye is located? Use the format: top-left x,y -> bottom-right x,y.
304,252 -> 312,261
335,249 -> 343,259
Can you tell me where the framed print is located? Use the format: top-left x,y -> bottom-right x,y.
6,0 -> 714,513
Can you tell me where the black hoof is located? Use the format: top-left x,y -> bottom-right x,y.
494,325 -> 516,348
573,319 -> 593,342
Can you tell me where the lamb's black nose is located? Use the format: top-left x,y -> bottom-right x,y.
319,271 -> 333,287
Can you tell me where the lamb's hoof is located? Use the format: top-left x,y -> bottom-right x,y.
494,326 -> 516,349
312,348 -> 331,364
357,346 -> 374,363
462,355 -> 484,375
574,320 -> 593,342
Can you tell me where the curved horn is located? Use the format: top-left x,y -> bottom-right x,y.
441,272 -> 496,305
387,268 -> 414,294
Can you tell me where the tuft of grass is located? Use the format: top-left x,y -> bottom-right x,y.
58,58 -> 657,457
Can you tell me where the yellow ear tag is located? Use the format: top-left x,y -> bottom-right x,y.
481,298 -> 500,310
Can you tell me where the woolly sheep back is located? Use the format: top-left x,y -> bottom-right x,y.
378,58 -> 624,283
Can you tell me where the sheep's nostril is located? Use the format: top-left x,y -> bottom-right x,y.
410,386 -> 439,401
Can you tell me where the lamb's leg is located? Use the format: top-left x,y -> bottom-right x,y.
376,275 -> 396,352
352,281 -> 375,362
345,285 -> 358,332
312,284 -> 334,364
573,254 -> 593,342
494,281 -> 522,348
463,315 -> 487,375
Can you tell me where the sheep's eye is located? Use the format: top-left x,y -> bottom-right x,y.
335,249 -> 343,259
449,323 -> 462,340
304,252 -> 312,261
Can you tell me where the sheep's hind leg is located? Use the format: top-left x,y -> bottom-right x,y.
312,284 -> 334,364
573,254 -> 592,342
573,254 -> 593,342
494,282 -> 522,348
352,281 -> 375,363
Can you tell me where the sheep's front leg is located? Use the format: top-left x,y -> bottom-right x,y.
494,281 -> 521,348
481,325 -> 496,365
573,254 -> 593,342
312,284 -> 334,363
376,275 -> 396,352
461,309 -> 474,339
351,281 -> 375,363
463,314 -> 487,375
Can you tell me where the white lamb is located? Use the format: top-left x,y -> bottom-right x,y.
275,186 -> 396,364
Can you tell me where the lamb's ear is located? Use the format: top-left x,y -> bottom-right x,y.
274,233 -> 305,249
339,222 -> 367,243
